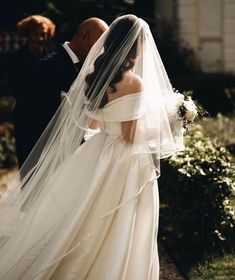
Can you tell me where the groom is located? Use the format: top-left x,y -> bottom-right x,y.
18,18 -> 108,169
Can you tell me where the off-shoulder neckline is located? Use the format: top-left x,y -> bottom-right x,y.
104,91 -> 143,108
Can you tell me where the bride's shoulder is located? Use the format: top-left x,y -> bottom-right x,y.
122,72 -> 144,96
107,72 -> 144,102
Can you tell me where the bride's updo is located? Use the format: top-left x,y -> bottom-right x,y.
85,15 -> 141,108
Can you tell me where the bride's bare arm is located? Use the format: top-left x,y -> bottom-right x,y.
121,74 -> 143,143
89,119 -> 99,129
121,120 -> 137,143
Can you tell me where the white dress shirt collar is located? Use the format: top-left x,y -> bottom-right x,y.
62,41 -> 79,64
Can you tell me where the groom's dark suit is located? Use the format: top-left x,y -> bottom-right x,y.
16,45 -> 82,168
9,45 -> 46,169
33,45 -> 83,143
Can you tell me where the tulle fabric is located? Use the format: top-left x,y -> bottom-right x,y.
0,14 -> 184,279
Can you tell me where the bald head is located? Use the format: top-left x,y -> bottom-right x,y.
69,17 -> 108,62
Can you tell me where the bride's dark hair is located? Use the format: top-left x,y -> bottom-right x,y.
85,15 -> 140,108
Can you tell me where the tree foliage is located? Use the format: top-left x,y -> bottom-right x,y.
44,0 -> 155,41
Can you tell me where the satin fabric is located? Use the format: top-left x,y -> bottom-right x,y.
0,93 -> 159,280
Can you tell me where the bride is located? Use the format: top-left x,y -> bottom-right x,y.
0,15 -> 184,280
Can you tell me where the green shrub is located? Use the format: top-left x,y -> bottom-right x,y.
198,114 -> 235,158
159,124 -> 235,272
0,122 -> 17,168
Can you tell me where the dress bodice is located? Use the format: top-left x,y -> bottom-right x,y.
85,92 -> 145,136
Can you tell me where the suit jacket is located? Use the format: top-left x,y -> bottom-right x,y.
33,46 -> 83,144
12,45 -> 82,167
9,46 -> 46,167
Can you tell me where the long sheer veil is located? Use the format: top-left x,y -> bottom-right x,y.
0,14 -> 184,279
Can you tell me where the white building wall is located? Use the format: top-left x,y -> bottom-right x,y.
198,0 -> 223,72
178,0 -> 235,73
223,0 -> 235,73
178,0 -> 198,50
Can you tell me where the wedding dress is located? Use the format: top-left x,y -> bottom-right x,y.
0,93 -> 159,280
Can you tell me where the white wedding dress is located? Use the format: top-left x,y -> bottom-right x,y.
0,93 -> 159,280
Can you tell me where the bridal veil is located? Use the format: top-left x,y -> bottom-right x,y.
0,14 -> 184,279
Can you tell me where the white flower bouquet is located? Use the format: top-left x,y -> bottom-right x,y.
177,93 -> 198,128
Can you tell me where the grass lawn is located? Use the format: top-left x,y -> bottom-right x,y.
189,254 -> 235,280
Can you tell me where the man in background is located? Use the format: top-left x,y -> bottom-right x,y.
20,17 -> 108,171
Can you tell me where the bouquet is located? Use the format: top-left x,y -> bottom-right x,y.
171,90 -> 209,129
177,92 -> 198,128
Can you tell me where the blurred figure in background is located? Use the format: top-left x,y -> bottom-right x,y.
8,15 -> 56,168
